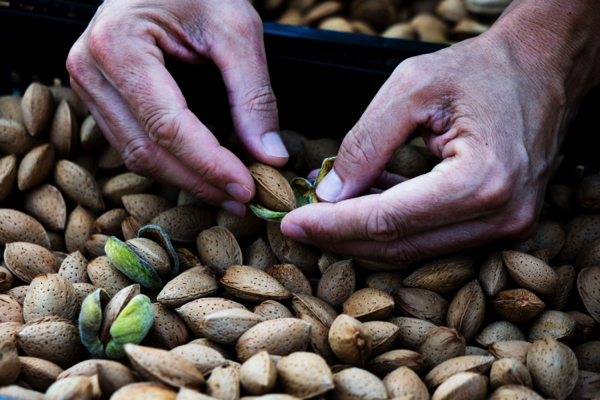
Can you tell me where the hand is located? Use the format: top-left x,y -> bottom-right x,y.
67,0 -> 289,217
281,0 -> 600,263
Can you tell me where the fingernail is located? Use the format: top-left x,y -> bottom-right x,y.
262,132 -> 289,158
316,169 -> 342,202
281,221 -> 314,245
221,200 -> 246,218
226,183 -> 252,203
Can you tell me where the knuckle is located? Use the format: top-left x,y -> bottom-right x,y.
122,139 -> 159,177
87,23 -> 116,63
144,109 -> 183,154
339,122 -> 379,166
66,44 -> 88,82
185,180 -> 212,202
473,167 -> 514,211
241,84 -> 278,115
365,199 -> 402,242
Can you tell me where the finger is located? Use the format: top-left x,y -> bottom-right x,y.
83,25 -> 256,204
372,170 -> 408,190
209,14 -> 289,167
68,61 -> 247,217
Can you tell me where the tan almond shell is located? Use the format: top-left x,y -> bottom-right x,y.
101,172 -> 153,205
80,115 -> 106,150
479,252 -> 509,297
125,344 -> 206,390
318,250 -> 343,274
82,235 -> 107,258
558,214 -> 600,264
0,342 -> 21,386
0,266 -> 15,292
0,209 -> 51,249
48,231 -> 66,252
122,194 -> 172,222
46,376 -> 94,400
527,310 -> 576,342
23,273 -> 77,323
490,358 -> 532,390
0,294 -> 24,323
530,220 -> 566,260
169,343 -> 227,377
267,222 -> 318,275
446,280 -> 485,342
549,264 -> 575,311
17,316 -> 82,368
363,320 -> 399,357
431,372 -> 488,400
297,313 -> 336,365
122,215 -> 147,241
416,327 -> 466,369
328,314 -> 372,367
402,255 -> 475,293
0,119 -> 36,155
424,355 -> 495,389
176,298 -> 246,337
17,143 -> 55,191
217,209 -> 265,239
568,370 -> 600,400
392,287 -> 449,326
365,349 -> 426,378
206,365 -> 240,400
383,365 -> 429,400
221,265 -> 291,302
488,341 -> 531,365
235,318 -> 311,363
157,266 -> 220,308
276,352 -> 333,398
574,341 -> 600,373
491,289 -> 545,323
145,303 -> 190,350
501,251 -> 558,295
474,321 -> 526,348
317,259 -> 356,311
388,316 -> 438,350
150,205 -> 217,243
86,255 -> 133,296
0,95 -> 24,122
94,208 -> 129,236
265,264 -> 312,296
175,248 -> 201,272
243,237 -> 279,271
23,183 -> 67,231
488,385 -> 545,400
239,350 -> 277,395
21,83 -> 54,136
254,300 -> 294,320
98,144 -> 125,169
110,382 -> 177,400
55,160 -> 105,212
18,356 -> 64,392
197,226 -> 242,276
0,322 -> 25,348
198,308 -> 264,345
291,293 -> 338,328
127,237 -> 170,276
0,154 -> 17,203
578,266 -> 600,322
65,205 -> 96,254
365,271 -> 404,292
49,86 -> 88,119
4,242 -> 60,283
248,163 -> 296,212
575,237 -> 600,271
343,287 -> 394,321
527,337 -> 578,400
50,100 -> 78,158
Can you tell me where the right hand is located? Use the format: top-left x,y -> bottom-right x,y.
67,0 -> 289,217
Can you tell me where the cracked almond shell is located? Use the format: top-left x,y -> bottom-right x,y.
221,265 -> 291,302
491,289 -> 545,323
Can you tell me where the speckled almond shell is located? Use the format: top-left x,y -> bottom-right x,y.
488,341 -> 531,366
332,367 -> 388,400
175,297 -> 246,337
122,194 -> 172,222
291,293 -> 338,328
574,341 -> 600,373
18,356 -> 64,392
501,251 -> 558,296
302,138 -> 341,171
86,256 -> 133,296
402,255 -> 475,293
424,355 -> 495,389
0,154 -> 17,203
239,350 -> 277,395
206,365 -> 240,400
578,266 -> 600,322
416,327 -> 466,368
4,242 -> 59,283
488,384 -> 545,400
169,343 -> 227,377
566,370 -> 600,400
491,289 -> 546,323
235,318 -> 311,363
364,321 -> 399,357
0,266 -> 15,292
84,233 -> 109,259
217,208 -> 265,239
21,83 -> 54,137
198,308 -> 264,345
276,352 -> 334,398
365,349 -> 427,378
50,100 -> 78,158
365,271 -> 404,293
297,313 -> 336,365
474,321 -> 525,348
0,119 -> 35,155
431,371 -> 488,400
101,172 -> 153,205
94,208 -> 129,237
479,252 -> 509,297
0,294 -> 24,323
55,160 -> 104,211
317,259 -> 355,311
568,311 -> 596,345
392,287 -> 449,326
17,316 -> 82,368
22,184 -> 66,231
197,226 -> 242,276
383,366 -> 429,400
122,215 -> 146,241
558,214 -> 600,264
446,280 -> 485,342
248,163 -> 296,212
527,337 -> 578,400
527,310 -> 576,343
548,265 -> 575,311
109,382 -> 177,400
490,358 -> 532,389
65,205 -> 96,255
124,344 -> 206,390
80,115 -> 105,150
0,95 -> 24,121
328,314 -> 372,367
221,265 -> 291,302
46,376 -> 94,400
342,288 -> 394,322
387,316 -> 438,350
17,144 -> 55,191
144,303 -> 189,350
266,264 -> 312,296
0,342 -> 20,386
575,237 -> 600,271
243,237 -> 278,271
0,322 -> 24,349
0,209 -> 50,249
530,220 -> 566,260
149,205 -> 217,243
126,237 -> 171,277
98,145 -> 124,169
254,300 -> 294,320
267,222 -> 318,275
157,266 -> 220,308
23,273 -> 77,323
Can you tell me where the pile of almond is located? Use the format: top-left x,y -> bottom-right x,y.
1,81 -> 600,400
253,0 -> 507,44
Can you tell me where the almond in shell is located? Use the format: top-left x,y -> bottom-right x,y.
416,327 -> 466,368
488,385 -> 544,400
0,154 -> 17,203
221,265 -> 291,302
240,350 -> 277,395
383,366 -> 429,400
431,372 -> 488,400
291,293 -> 338,328
198,308 -> 264,345
567,310 -> 595,345
65,205 -> 96,255
548,264 -> 575,311
364,321 -> 399,357
568,370 -> 600,400
21,82 -> 54,136
527,337 -> 578,400
388,316 -> 438,350
122,194 -> 172,222
328,314 -> 372,366
527,310 -> 576,342
122,215 -> 147,241
317,259 -> 356,311
110,382 -> 177,400
85,233 -> 109,259
94,208 -> 129,237
175,297 -> 246,337
80,115 -> 105,150
403,255 -> 475,293
98,144 -> 125,169
0,209 -> 50,248
392,287 -> 449,326
50,86 -> 88,119
4,241 -> 60,283
425,355 -> 495,389
559,214 -> 600,264
243,237 -> 278,271
342,288 -> 394,321
266,263 -> 312,296
0,294 -> 24,323
218,208 -> 265,239
150,205 -> 217,243
479,252 -> 509,297
169,343 -> 228,376
577,266 -> 600,322
87,255 -> 133,296
144,303 -> 189,350
490,358 -> 532,389
248,162 -> 296,212
17,143 -> 55,191
157,266 -> 220,308
574,341 -> 600,373
491,289 -> 545,323
206,364 -> 240,400
501,251 -> 558,295
446,280 -> 485,342
488,341 -> 531,365
55,160 -> 104,211
365,271 -> 404,292
276,352 -> 334,398
101,172 -> 153,205
23,184 -> 67,231
267,222 -> 318,274
365,349 -> 427,378
297,313 -> 336,365
197,226 -> 242,276
18,356 -> 64,392
0,342 -> 20,386
0,119 -> 36,155
23,273 -> 77,322
254,300 -> 294,320
45,376 -> 94,400
0,95 -> 24,122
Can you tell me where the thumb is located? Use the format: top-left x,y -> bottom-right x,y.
315,75 -> 418,202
